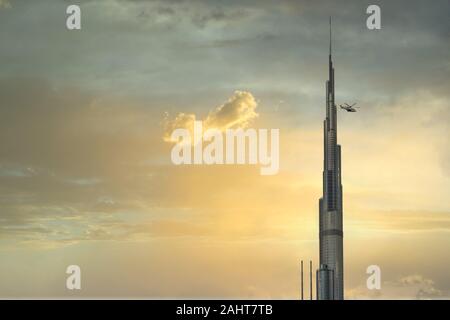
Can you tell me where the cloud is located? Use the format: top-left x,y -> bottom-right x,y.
347,210 -> 450,234
347,274 -> 448,300
162,112 -> 197,142
399,274 -> 435,286
0,0 -> 11,9
191,7 -> 250,29
204,91 -> 258,130
397,275 -> 444,299
163,90 -> 258,141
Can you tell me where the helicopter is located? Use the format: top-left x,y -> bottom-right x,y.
339,103 -> 359,112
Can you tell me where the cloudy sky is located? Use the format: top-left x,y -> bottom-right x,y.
0,0 -> 449,299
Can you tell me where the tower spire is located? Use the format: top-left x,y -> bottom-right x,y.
329,16 -> 332,56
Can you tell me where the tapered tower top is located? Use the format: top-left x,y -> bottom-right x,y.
329,16 -> 332,56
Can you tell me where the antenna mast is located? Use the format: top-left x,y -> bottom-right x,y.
329,16 -> 332,56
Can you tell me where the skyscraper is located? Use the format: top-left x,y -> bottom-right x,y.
317,18 -> 344,300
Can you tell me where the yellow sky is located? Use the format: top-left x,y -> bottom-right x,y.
1,86 -> 448,298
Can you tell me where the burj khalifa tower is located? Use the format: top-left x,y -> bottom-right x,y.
316,18 -> 344,300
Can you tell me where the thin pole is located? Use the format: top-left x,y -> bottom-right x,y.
310,260 -> 313,300
301,260 -> 304,300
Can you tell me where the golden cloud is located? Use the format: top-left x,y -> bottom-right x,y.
163,90 -> 258,142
